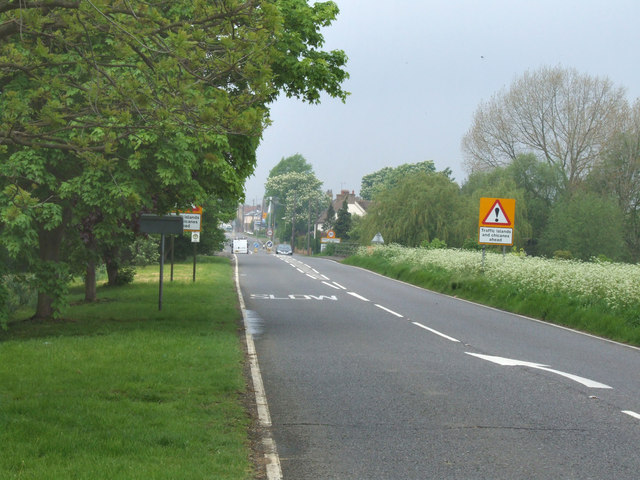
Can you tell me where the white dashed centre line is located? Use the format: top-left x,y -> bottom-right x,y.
623,410 -> 640,420
412,322 -> 460,342
375,304 -> 403,317
347,292 -> 370,302
322,281 -> 341,290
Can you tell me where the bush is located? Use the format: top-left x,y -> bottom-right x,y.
553,250 -> 573,260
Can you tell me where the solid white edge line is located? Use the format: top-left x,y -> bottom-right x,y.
412,322 -> 460,342
347,291 -> 370,302
341,262 -> 640,353
234,254 -> 283,480
374,304 -> 404,317
622,410 -> 640,420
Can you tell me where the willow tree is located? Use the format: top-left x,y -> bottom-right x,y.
361,172 -> 470,248
0,0 -> 349,319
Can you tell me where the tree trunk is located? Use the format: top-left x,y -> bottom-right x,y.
33,214 -> 68,320
84,259 -> 97,302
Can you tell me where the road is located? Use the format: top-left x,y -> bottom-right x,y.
237,250 -> 640,479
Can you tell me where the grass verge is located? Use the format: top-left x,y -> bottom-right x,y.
0,257 -> 254,479
344,254 -> 640,347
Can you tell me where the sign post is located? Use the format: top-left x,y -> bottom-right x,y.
140,215 -> 184,310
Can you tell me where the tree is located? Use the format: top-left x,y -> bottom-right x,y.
322,202 -> 336,231
539,190 -> 626,261
462,66 -> 628,189
587,99 -> 640,260
360,172 -> 470,248
267,154 -> 314,182
264,171 -> 326,246
0,1 -> 349,320
360,161 -> 437,200
333,200 -> 351,240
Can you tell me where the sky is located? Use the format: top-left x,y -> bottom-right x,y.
243,0 -> 640,205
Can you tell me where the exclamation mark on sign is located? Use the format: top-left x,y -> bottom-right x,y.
495,207 -> 500,222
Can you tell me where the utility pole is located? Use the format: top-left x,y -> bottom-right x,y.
307,198 -> 312,255
290,191 -> 296,250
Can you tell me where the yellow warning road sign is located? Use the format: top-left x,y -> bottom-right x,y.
478,198 -> 515,246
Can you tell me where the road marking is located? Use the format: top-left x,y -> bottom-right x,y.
466,352 -> 612,389
322,281 -> 341,290
306,274 -> 316,279
412,322 -> 460,342
375,304 -> 403,317
622,410 -> 640,420
332,282 -> 347,290
234,256 -> 283,479
320,274 -> 329,280
296,268 -> 304,273
311,268 -> 319,273
347,291 -> 370,302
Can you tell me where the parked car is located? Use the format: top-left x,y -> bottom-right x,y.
275,244 -> 292,255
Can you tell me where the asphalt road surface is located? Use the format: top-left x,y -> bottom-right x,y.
237,250 -> 640,479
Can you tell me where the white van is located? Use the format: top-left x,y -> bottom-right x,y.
232,239 -> 249,254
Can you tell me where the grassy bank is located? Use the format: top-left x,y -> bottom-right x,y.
344,246 -> 640,347
0,257 -> 254,479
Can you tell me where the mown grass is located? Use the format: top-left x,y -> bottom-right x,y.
344,253 -> 640,347
0,257 -> 253,480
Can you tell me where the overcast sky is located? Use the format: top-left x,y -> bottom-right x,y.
243,0 -> 640,204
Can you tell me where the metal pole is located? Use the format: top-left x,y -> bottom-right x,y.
481,245 -> 486,272
193,243 -> 197,282
159,233 -> 165,310
170,235 -> 175,281
307,198 -> 311,255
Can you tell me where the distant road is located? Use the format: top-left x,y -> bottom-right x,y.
238,251 -> 640,479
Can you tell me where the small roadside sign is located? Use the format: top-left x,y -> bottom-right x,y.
191,232 -> 200,243
478,198 -> 515,246
173,206 -> 203,232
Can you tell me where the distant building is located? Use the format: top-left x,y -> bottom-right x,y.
315,189 -> 370,236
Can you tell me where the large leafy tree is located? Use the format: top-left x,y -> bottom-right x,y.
0,0 -> 349,320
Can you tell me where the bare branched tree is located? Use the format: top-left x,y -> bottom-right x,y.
462,66 -> 628,188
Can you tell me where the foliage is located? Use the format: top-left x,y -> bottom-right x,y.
323,202 -> 336,231
360,160 -> 437,201
587,100 -> 640,261
333,200 -> 352,239
271,0 -> 350,104
265,171 -> 327,243
539,190 -> 626,261
0,1 -> 349,319
361,172 -> 471,248
267,153 -> 314,184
